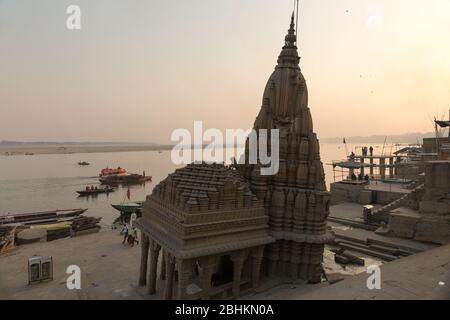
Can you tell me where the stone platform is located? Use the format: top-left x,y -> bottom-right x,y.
250,244 -> 450,300
1,229 -> 448,300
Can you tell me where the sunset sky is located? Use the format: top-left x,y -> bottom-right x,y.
1,0 -> 450,143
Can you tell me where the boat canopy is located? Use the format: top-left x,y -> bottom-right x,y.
394,147 -> 422,155
435,120 -> 450,128
332,161 -> 375,169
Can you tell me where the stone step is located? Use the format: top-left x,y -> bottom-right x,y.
336,242 -> 399,261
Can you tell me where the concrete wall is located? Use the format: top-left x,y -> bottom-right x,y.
330,182 -> 405,206
423,137 -> 450,153
375,190 -> 405,205
330,183 -> 365,205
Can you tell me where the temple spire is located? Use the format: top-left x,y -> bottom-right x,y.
277,13 -> 300,68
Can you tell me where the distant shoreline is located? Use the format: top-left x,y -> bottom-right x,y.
0,143 -> 248,157
0,131 -> 433,157
0,143 -> 175,156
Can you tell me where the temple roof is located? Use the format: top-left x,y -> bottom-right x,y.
151,163 -> 258,213
252,13 -> 309,128
140,163 -> 272,258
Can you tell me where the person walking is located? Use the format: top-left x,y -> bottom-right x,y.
129,227 -> 139,247
120,224 -> 129,245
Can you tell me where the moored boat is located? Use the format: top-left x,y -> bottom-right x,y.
99,167 -> 127,177
0,208 -> 87,226
99,173 -> 152,185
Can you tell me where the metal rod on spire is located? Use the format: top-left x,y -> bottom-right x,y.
295,0 -> 299,41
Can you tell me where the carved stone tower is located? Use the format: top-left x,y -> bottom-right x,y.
238,14 -> 331,283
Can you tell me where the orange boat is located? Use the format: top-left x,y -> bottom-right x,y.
99,167 -> 127,177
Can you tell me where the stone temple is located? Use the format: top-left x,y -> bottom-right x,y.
237,13 -> 331,283
136,14 -> 331,300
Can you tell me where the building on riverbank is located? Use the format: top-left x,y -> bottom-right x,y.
136,13 -> 331,300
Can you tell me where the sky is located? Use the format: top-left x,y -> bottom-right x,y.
1,0 -> 450,143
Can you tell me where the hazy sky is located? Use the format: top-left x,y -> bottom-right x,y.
1,0 -> 450,143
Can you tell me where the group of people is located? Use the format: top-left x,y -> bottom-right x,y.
350,173 -> 370,181
120,224 -> 139,247
85,185 -> 98,191
361,146 -> 374,157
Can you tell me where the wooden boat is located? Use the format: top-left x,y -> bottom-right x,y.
76,187 -> 115,196
0,209 -> 87,226
78,161 -> 90,166
111,201 -> 143,214
99,173 -> 152,185
99,167 -> 127,177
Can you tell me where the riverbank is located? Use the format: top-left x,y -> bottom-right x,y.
0,230 -> 145,300
0,143 -> 174,157
1,229 -> 449,300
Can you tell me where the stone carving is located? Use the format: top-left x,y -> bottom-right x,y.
136,13 -> 331,299
237,13 -> 331,283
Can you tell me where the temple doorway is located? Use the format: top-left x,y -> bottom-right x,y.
211,255 -> 233,287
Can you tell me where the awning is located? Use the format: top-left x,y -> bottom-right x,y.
332,161 -> 375,169
435,120 -> 450,128
394,147 -> 422,155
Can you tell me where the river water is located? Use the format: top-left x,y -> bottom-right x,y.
0,143 -> 383,226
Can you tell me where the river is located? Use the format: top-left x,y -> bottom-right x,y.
0,143 -> 385,225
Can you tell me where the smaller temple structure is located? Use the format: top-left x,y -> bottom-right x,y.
388,160 -> 450,244
136,163 -> 274,300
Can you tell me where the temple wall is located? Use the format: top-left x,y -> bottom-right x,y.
264,240 -> 324,283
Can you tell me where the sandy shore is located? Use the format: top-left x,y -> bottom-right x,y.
0,230 -> 148,300
0,143 -> 175,156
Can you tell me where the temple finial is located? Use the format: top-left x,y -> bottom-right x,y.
284,12 -> 297,47
277,12 -> 301,68
291,11 -> 295,29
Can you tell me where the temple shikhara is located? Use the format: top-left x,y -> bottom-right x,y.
136,13 -> 331,300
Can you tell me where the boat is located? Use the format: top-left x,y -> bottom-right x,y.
99,167 -> 127,177
76,187 -> 115,196
99,173 -> 152,185
78,161 -> 90,166
0,208 -> 87,226
111,201 -> 143,214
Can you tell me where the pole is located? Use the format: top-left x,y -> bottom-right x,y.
435,119 -> 440,155
381,136 -> 387,156
296,0 -> 299,39
343,137 -> 349,158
